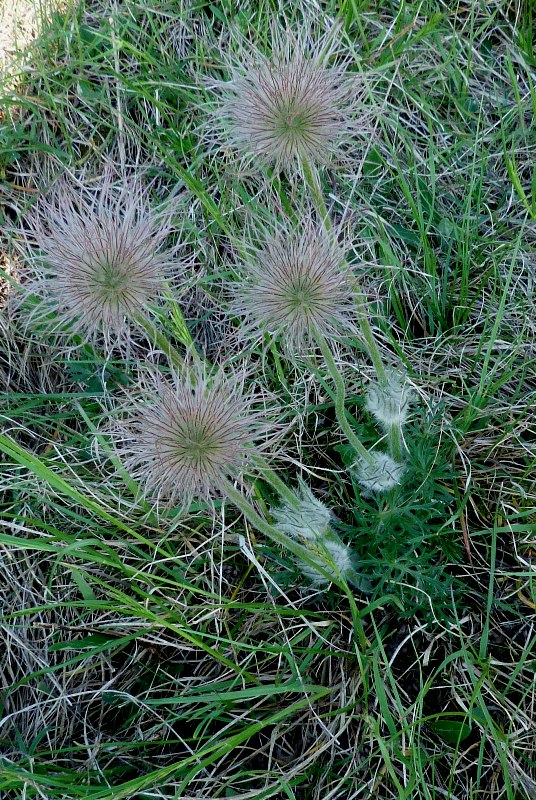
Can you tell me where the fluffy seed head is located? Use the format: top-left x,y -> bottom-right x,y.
16,170 -> 184,347
366,370 -> 414,429
272,484 -> 354,585
353,452 -> 404,493
110,364 -> 274,509
206,24 -> 365,173
233,215 -> 356,350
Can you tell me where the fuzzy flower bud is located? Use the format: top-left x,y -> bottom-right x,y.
272,484 -> 332,542
272,484 -> 355,586
366,370 -> 413,429
352,452 -> 404,493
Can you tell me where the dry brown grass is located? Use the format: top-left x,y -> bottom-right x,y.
0,0 -> 43,73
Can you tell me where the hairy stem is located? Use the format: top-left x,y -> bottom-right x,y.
315,331 -> 374,465
301,156 -> 331,231
250,455 -> 302,509
388,423 -> 404,462
301,156 -> 387,387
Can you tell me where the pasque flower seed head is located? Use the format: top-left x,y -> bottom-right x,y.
110,363 -> 275,510
233,214 -> 356,350
205,23 -> 366,174
16,170 -> 185,347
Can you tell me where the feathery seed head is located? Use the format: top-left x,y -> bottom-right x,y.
233,215 -> 356,350
366,370 -> 414,429
206,24 -> 366,173
110,363 -> 275,510
353,451 -> 404,493
17,171 -> 185,347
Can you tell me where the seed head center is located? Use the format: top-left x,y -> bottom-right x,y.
290,279 -> 316,309
182,424 -> 219,461
276,103 -> 311,139
95,260 -> 131,297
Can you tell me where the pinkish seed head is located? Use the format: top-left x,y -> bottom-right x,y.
16,169 -> 186,348
110,363 -> 277,509
232,214 -> 357,350
205,23 -> 367,174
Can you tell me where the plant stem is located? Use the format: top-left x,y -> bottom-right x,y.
315,331 -> 374,466
300,156 -> 331,231
353,294 -> 387,386
388,423 -> 404,462
301,156 -> 387,387
250,455 -> 301,509
133,312 -> 184,371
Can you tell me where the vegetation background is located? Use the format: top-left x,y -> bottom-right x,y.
0,0 -> 535,798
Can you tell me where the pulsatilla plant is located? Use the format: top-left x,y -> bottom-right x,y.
232,213 -> 357,350
204,21 -> 409,496
109,362 -> 278,510
14,170 -> 185,349
230,210 -> 409,493
205,24 -> 366,174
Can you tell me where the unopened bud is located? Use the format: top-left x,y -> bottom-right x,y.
366,370 -> 413,429
272,484 -> 355,586
352,451 -> 404,493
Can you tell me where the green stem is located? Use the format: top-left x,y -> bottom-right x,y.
301,156 -> 387,387
300,156 -> 332,232
316,331 -> 374,466
353,292 -> 388,386
387,423 -> 404,462
133,312 -> 184,371
250,455 -> 301,509
221,477 -> 367,651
